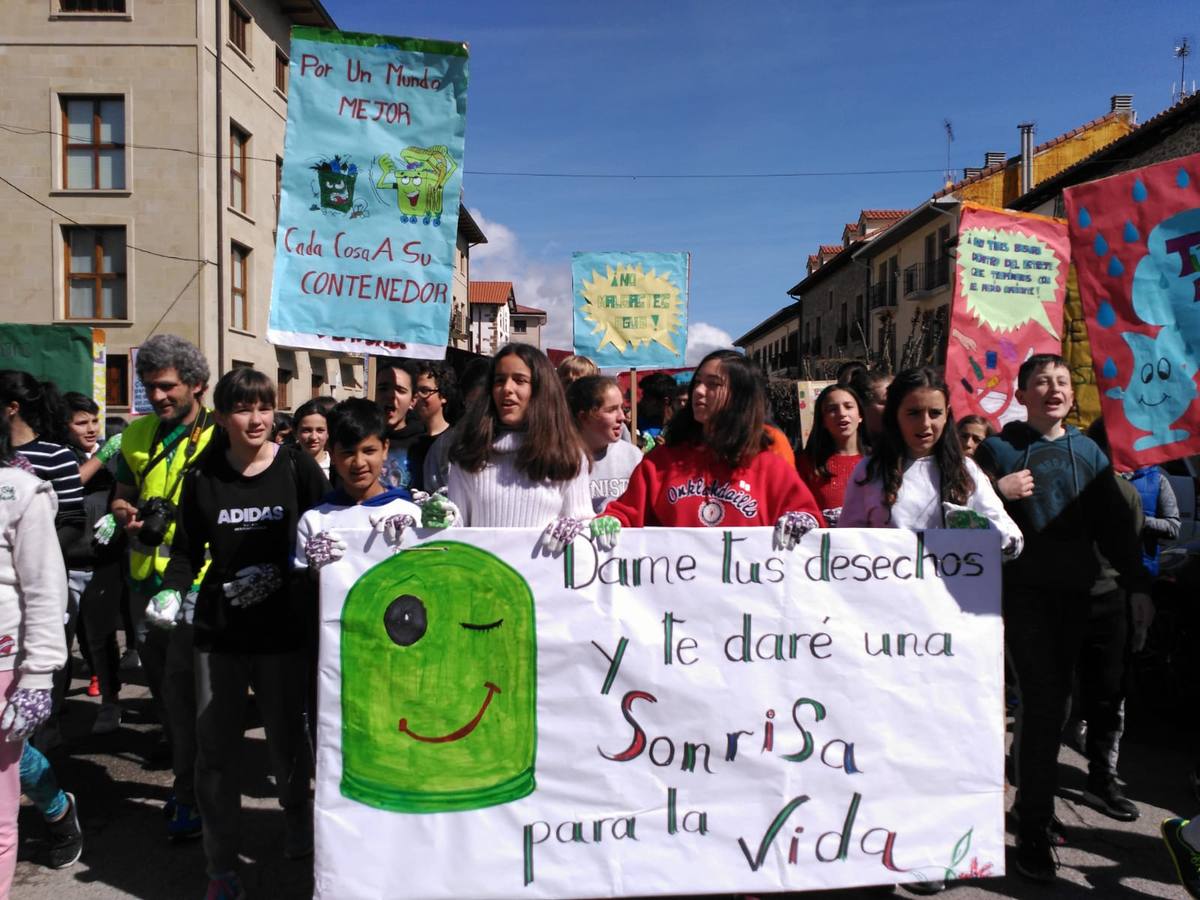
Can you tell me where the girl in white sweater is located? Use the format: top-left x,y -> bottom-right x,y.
840,367 -> 1022,558
448,345 -> 616,550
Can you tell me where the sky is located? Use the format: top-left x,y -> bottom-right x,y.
326,0 -> 1199,362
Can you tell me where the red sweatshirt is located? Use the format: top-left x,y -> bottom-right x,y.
796,452 -> 863,513
606,443 -> 825,528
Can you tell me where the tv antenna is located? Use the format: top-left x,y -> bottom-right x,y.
943,119 -> 954,186
1175,37 -> 1193,102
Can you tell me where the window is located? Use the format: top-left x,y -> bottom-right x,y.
275,49 -> 289,94
311,373 -> 325,399
64,226 -> 126,319
229,125 -> 249,212
229,2 -> 250,55
61,0 -> 126,11
230,242 -> 249,330
233,359 -> 254,369
62,96 -> 124,189
512,318 -> 527,334
106,353 -> 129,406
277,368 -> 291,409
274,156 -> 282,226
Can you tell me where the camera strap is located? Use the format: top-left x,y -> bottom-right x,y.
137,408 -> 210,496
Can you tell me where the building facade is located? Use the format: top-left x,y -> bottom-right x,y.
467,280 -> 515,356
0,0 -> 491,413
509,303 -> 547,349
733,304 -> 800,378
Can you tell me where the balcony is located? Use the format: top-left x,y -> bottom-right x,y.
902,258 -> 951,298
869,281 -> 896,310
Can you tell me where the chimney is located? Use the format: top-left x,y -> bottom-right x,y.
1018,122 -> 1035,194
1110,94 -> 1133,112
963,166 -> 983,180
983,151 -> 1006,169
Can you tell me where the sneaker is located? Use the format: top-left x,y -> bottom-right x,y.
92,702 -> 121,735
902,878 -> 946,895
119,648 -> 141,671
46,792 -> 83,869
1015,831 -> 1058,883
204,871 -> 246,900
1162,817 -> 1200,899
1082,779 -> 1140,822
86,675 -> 100,698
166,801 -> 203,841
1011,808 -> 1068,847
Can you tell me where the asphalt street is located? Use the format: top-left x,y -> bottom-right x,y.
11,661 -> 1197,899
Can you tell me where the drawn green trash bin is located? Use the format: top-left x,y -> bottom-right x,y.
340,541 -> 537,813
313,156 -> 357,213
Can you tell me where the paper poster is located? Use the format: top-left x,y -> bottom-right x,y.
1065,153 -> 1200,471
572,251 -> 689,369
315,527 -> 1006,899
0,324 -> 96,397
946,204 -> 1069,429
796,380 -> 835,448
268,28 -> 469,359
128,347 -> 153,415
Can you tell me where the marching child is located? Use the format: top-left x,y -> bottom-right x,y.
973,353 -> 1148,884
797,383 -> 865,526
566,376 -> 642,513
448,344 -> 615,552
154,367 -> 327,900
605,350 -> 823,549
839,367 -> 1021,553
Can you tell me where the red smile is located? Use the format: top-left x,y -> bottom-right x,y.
398,681 -> 500,744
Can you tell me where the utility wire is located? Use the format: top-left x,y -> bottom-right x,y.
1,118 -> 954,179
0,173 -> 217,266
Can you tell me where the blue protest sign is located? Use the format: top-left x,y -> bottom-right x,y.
571,251 -> 689,369
268,28 -> 468,359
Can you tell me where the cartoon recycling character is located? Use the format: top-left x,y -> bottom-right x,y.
1106,327 -> 1198,451
374,145 -> 457,225
312,155 -> 358,213
340,541 -> 536,813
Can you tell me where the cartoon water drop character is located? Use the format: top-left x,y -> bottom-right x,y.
375,145 -> 457,226
1132,208 -> 1200,352
1105,328 -> 1197,451
340,541 -> 536,813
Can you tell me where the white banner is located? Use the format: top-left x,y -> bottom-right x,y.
314,527 -> 1005,899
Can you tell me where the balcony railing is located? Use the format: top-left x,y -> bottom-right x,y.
903,258 -> 951,298
869,281 -> 896,310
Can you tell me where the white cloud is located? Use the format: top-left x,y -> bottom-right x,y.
469,209 -> 575,350
685,322 -> 735,365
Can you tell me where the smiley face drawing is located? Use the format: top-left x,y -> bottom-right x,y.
1106,328 -> 1198,451
340,541 -> 536,813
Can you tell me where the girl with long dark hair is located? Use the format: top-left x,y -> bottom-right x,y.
839,367 -> 1021,556
798,383 -> 865,525
567,375 -> 642,512
605,350 -> 822,546
449,344 -> 616,550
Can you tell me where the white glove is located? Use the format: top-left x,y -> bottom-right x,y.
222,564 -> 283,608
370,513 -> 416,548
145,589 -> 182,630
305,530 -> 347,569
413,489 -> 460,529
822,507 -> 842,528
0,687 -> 52,742
539,516 -> 586,555
93,513 -> 118,546
589,516 -> 621,552
773,511 -> 820,551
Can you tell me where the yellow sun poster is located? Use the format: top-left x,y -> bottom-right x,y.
946,204 -> 1069,429
571,251 -> 689,368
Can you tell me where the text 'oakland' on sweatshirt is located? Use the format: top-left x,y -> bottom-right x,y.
605,442 -> 824,528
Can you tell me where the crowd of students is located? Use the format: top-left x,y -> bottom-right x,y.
0,334 -> 1196,899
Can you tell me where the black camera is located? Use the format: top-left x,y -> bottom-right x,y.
136,497 -> 176,548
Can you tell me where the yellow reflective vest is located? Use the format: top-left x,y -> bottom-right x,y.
120,410 -> 215,587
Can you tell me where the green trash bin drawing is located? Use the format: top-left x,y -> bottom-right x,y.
340,541 -> 537,813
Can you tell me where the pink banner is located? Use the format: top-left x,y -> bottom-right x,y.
1064,152 -> 1200,471
947,204 -> 1069,429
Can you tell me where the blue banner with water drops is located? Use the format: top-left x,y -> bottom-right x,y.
268,28 -> 468,359
1065,151 -> 1200,471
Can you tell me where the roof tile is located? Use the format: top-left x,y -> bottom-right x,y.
468,280 -> 515,305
